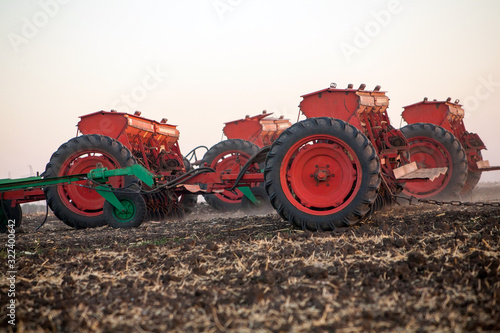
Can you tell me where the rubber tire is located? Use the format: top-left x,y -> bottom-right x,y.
462,171 -> 481,195
104,191 -> 147,229
43,134 -> 137,229
264,117 -> 381,231
201,139 -> 260,211
462,151 -> 482,195
401,123 -> 467,200
180,157 -> 198,213
0,200 -> 22,233
241,186 -> 273,215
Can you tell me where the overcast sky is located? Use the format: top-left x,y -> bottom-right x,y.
1,0 -> 499,183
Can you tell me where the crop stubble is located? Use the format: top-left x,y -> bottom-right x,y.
0,184 -> 499,332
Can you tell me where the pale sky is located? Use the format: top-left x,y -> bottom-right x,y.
1,0 -> 499,183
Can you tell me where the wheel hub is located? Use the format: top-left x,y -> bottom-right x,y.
313,166 -> 332,183
113,200 -> 136,222
287,142 -> 358,208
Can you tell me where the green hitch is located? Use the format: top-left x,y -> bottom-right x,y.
87,164 -> 156,188
88,164 -> 156,212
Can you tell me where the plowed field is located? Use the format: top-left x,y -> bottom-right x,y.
1,183 -> 499,332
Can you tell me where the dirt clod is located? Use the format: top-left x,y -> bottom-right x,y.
407,251 -> 427,269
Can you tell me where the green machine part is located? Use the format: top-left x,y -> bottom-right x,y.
89,164 -> 156,212
238,186 -> 259,205
0,164 -> 156,213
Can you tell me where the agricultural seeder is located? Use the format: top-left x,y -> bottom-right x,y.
197,111 -> 291,210
0,110 -> 270,231
1,83 -> 497,232
223,111 -> 292,147
401,97 -> 500,198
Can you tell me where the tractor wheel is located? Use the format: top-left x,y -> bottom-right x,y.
0,200 -> 22,233
179,192 -> 197,214
462,171 -> 481,195
43,134 -> 137,229
461,151 -> 482,195
179,157 -> 198,213
104,191 -> 147,229
401,123 -> 467,200
264,117 -> 381,231
241,186 -> 273,215
201,139 -> 261,211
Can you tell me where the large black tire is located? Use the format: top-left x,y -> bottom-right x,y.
179,157 -> 198,213
201,139 -> 261,211
462,171 -> 482,195
104,191 -> 147,229
43,134 -> 137,229
0,200 -> 22,233
401,123 -> 467,200
462,151 -> 482,195
264,117 -> 381,231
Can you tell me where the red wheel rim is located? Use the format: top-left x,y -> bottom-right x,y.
57,150 -> 124,216
403,137 -> 452,198
209,150 -> 258,204
280,135 -> 362,215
